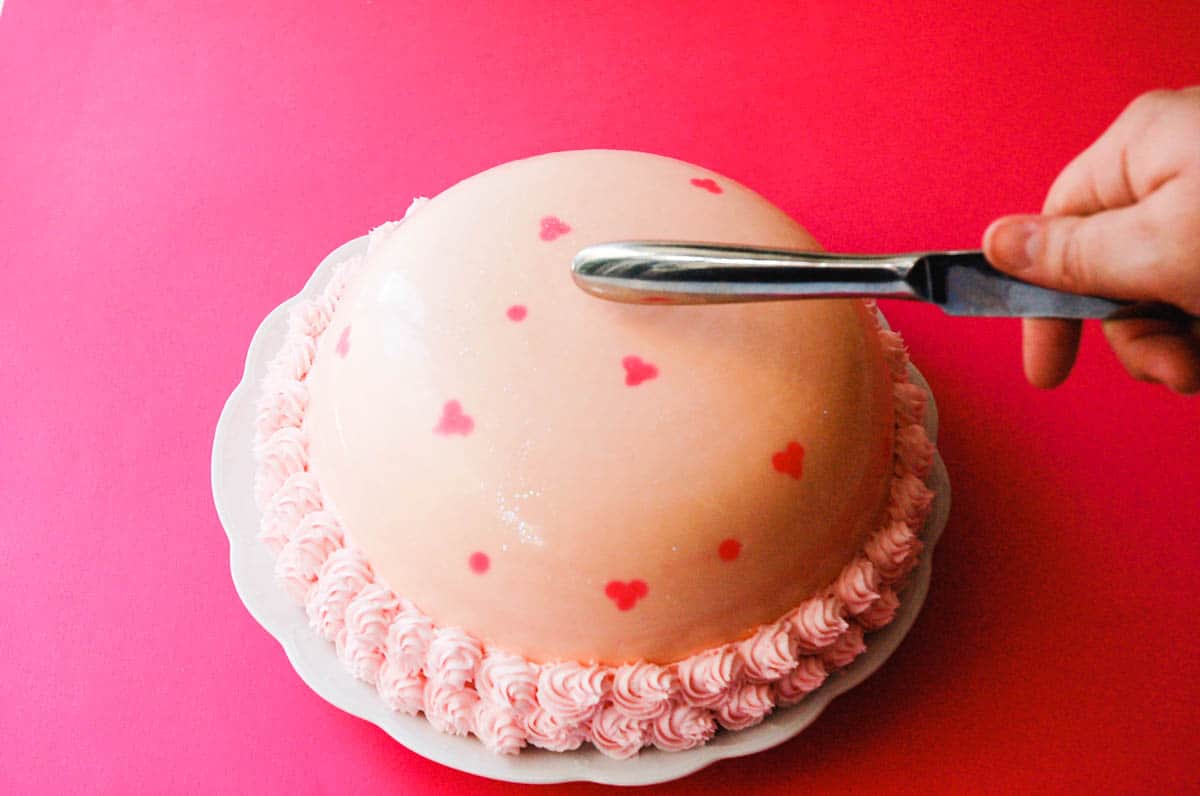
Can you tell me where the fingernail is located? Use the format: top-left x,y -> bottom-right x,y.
989,218 -> 1041,272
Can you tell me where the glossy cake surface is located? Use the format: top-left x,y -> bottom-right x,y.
303,151 -> 896,665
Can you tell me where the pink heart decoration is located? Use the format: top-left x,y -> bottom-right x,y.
605,579 -> 648,611
335,326 -> 351,358
622,355 -> 658,387
506,304 -> 528,321
539,215 -> 571,241
434,400 -> 474,436
689,177 -> 723,194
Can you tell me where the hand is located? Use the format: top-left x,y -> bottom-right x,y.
983,87 -> 1200,394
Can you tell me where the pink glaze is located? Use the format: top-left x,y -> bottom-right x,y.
303,151 -> 900,665
253,150 -> 936,758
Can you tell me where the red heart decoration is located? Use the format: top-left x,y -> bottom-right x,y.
506,304 -> 528,321
771,441 -> 805,479
689,177 -> 723,194
605,579 -> 648,611
622,355 -> 658,386
539,215 -> 571,241
335,326 -> 351,358
434,400 -> 474,436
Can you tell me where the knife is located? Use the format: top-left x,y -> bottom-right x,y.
570,242 -> 1129,318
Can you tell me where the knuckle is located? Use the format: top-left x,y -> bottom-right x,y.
1048,224 -> 1089,293
1130,88 -> 1173,114
1127,212 -> 1162,261
1173,101 -> 1200,136
1133,87 -> 1200,136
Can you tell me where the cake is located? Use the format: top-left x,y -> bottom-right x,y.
253,150 -> 935,758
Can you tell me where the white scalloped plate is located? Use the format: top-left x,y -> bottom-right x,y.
212,236 -> 951,787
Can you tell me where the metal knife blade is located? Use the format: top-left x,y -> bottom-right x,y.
571,242 -> 1129,319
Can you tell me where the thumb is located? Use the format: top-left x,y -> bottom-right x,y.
983,205 -> 1164,303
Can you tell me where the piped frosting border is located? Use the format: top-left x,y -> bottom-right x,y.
252,206 -> 936,758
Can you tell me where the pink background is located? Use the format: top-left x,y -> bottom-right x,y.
3,1 -> 1199,793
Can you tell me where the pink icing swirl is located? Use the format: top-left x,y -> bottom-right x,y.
424,679 -> 479,736
424,627 -> 482,689
320,260 -> 357,304
366,199 -> 426,258
377,664 -> 424,715
267,333 -> 318,384
865,519 -> 924,585
523,708 -> 587,752
274,510 -> 344,603
589,702 -> 650,759
892,380 -> 928,427
649,701 -> 717,751
287,296 -> 334,340
611,661 -> 677,720
341,583 -> 401,683
895,423 -> 935,479
474,702 -> 526,756
833,556 -> 881,616
366,221 -> 402,254
878,330 -> 909,380
738,620 -> 798,683
886,472 -> 934,527
536,662 -> 610,724
821,622 -> 867,670
715,682 -> 774,731
476,650 -> 539,717
253,426 -> 308,510
254,378 -> 309,449
384,606 -> 435,677
858,587 -> 901,630
305,547 -> 373,648
789,596 -> 849,652
259,471 -> 323,554
677,644 -> 743,708
774,656 -> 828,706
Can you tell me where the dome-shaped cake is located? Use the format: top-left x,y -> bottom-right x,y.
254,150 -> 935,757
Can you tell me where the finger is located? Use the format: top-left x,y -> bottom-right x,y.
1042,89 -> 1182,216
1043,116 -> 1138,217
982,203 -> 1169,304
1102,315 -> 1200,394
1021,318 -> 1082,388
